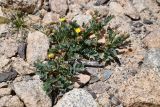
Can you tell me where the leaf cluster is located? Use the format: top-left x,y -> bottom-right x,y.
10,11 -> 26,31
35,14 -> 129,95
0,8 -> 27,31
35,59 -> 84,95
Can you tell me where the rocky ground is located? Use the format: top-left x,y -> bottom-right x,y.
0,0 -> 160,107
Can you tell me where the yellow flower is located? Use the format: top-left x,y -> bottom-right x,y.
59,17 -> 66,22
48,53 -> 55,59
75,28 -> 81,34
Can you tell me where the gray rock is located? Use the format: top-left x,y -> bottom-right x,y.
89,81 -> 109,94
43,1 -> 50,11
132,0 -> 147,12
26,31 -> 49,64
0,24 -> 8,35
42,12 -> 60,24
86,2 -> 109,17
0,68 -> 18,83
54,88 -> 98,107
13,79 -> 52,107
143,30 -> 160,48
131,28 -> 142,34
72,14 -> 92,26
12,57 -> 36,75
82,61 -> 105,67
18,43 -> 26,59
97,93 -> 111,107
143,19 -> 153,25
13,75 -> 33,83
126,69 -> 138,77
68,0 -> 90,4
125,12 -> 140,21
118,68 -> 160,106
0,82 -> 8,88
0,95 -> 24,107
144,49 -> 160,67
110,96 -> 121,106
89,75 -> 99,84
157,0 -> 160,5
88,91 -> 97,99
108,2 -> 124,16
0,38 -> 18,57
100,70 -> 112,81
108,15 -> 131,33
132,22 -> 143,28
0,55 -> 10,71
86,67 -> 101,76
74,74 -> 91,88
66,4 -> 83,20
95,0 -> 110,6
1,0 -> 43,14
0,87 -> 12,97
124,1 -> 140,20
49,0 -> 68,16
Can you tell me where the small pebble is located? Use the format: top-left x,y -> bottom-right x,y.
0,68 -> 18,83
110,96 -> 121,106
74,74 -> 90,88
89,75 -> 99,84
132,22 -> 143,28
18,43 -> 27,60
143,19 -> 153,25
100,70 -> 112,81
94,0 -> 110,6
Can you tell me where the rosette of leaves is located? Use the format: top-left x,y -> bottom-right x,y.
10,11 -> 26,31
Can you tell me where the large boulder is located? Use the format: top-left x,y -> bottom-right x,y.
26,31 -> 49,64
54,88 -> 98,107
118,67 -> 160,107
13,79 -> 52,107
